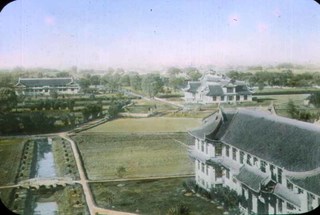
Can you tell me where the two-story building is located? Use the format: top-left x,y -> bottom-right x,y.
189,108 -> 320,214
184,72 -> 253,104
15,77 -> 80,96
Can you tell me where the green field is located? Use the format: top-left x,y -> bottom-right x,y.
85,117 -> 202,133
125,99 -> 179,114
73,133 -> 194,180
0,138 -> 25,186
90,178 -> 223,215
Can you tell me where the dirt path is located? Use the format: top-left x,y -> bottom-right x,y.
60,134 -> 136,215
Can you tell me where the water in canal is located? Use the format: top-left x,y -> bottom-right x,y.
34,138 -> 57,178
31,138 -> 59,214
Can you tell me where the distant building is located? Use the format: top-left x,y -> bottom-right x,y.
183,72 -> 253,104
189,108 -> 320,214
15,77 -> 80,96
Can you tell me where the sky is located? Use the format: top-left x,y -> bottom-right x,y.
0,0 -> 320,70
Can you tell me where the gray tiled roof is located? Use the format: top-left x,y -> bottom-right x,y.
235,166 -> 269,192
188,112 -> 222,139
235,85 -> 252,95
273,184 -> 301,207
17,78 -> 74,87
185,82 -> 201,93
289,174 -> 320,196
221,110 -> 320,172
206,85 -> 224,96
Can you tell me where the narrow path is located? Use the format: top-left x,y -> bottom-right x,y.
60,134 -> 136,215
0,185 -> 19,189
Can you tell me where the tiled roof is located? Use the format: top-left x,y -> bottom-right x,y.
221,110 -> 320,172
235,166 -> 269,192
235,85 -> 252,95
188,112 -> 222,139
206,85 -> 224,96
185,82 -> 201,93
289,174 -> 320,196
17,78 -> 74,87
273,184 -> 301,207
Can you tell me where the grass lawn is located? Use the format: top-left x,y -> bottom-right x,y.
256,94 -> 309,108
90,178 -> 223,215
0,138 -> 25,186
85,117 -> 202,133
73,133 -> 194,180
125,99 -> 179,114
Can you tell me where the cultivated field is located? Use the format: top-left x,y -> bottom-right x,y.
0,138 -> 25,186
73,133 -> 194,180
90,178 -> 223,215
85,117 -> 202,133
125,99 -> 178,114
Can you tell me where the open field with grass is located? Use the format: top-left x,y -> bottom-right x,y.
85,117 -> 202,133
73,133 -> 194,180
0,138 -> 26,186
125,99 -> 179,114
90,177 -> 223,215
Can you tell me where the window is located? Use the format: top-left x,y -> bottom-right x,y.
270,165 -> 276,181
216,167 -> 223,178
228,95 -> 234,101
287,180 -> 293,190
227,87 -> 233,93
226,145 -> 230,157
206,165 -> 209,175
240,151 -> 244,164
215,144 -> 222,156
287,203 -> 295,210
201,163 -> 205,173
253,157 -> 258,166
197,160 -> 200,170
212,96 -> 217,101
260,161 -> 266,173
232,148 -> 237,161
247,154 -> 252,166
226,170 -> 230,179
244,95 -> 248,100
236,95 -> 240,101
232,177 -> 237,184
221,96 -> 225,101
298,188 -> 304,194
201,142 -> 204,152
277,168 -> 282,184
278,199 -> 283,212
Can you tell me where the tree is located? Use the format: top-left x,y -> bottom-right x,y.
169,77 -> 186,91
141,74 -> 164,98
108,101 -> 123,119
0,87 -> 17,113
309,93 -> 320,108
129,73 -> 142,90
287,99 -> 298,119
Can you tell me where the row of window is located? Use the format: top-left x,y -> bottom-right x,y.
225,145 -> 283,184
212,95 -> 249,101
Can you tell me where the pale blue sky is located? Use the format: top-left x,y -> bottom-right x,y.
0,0 -> 320,70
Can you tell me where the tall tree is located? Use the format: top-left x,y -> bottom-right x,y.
141,74 -> 164,98
0,87 -> 17,113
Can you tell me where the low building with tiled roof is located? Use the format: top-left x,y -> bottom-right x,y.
15,77 -> 80,96
188,108 -> 320,214
183,72 -> 253,104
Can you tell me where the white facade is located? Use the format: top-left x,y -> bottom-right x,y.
189,110 -> 320,214
15,77 -> 80,96
184,72 -> 253,104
